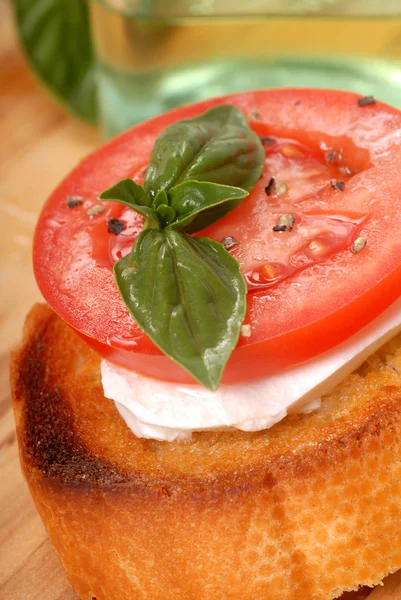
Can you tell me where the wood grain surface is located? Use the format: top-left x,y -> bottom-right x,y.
0,0 -> 400,598
0,1 -> 98,598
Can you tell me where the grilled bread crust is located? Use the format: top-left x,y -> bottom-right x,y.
10,304 -> 401,600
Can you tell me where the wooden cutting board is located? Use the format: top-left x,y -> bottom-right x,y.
0,1 -> 401,598
0,2 -> 98,597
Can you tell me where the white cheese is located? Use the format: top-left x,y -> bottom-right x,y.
101,296 -> 401,442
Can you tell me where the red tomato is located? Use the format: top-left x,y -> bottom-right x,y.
34,89 -> 401,384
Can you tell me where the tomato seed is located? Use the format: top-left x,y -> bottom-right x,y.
248,263 -> 280,285
274,181 -> 288,195
339,165 -> 352,176
351,236 -> 367,253
87,205 -> 105,217
282,145 -> 302,158
308,239 -> 330,258
262,264 -> 278,279
273,213 -> 295,232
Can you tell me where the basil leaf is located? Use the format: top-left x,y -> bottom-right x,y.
156,204 -> 176,227
167,180 -> 248,232
152,189 -> 169,210
114,229 -> 246,390
144,105 -> 264,200
99,183 -> 160,230
100,179 -> 150,207
11,0 -> 97,124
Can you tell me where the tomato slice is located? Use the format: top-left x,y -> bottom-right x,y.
33,89 -> 401,384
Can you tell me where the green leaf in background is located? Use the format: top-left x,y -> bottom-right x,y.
11,0 -> 97,124
114,228 -> 247,390
167,180 -> 248,232
144,105 -> 265,201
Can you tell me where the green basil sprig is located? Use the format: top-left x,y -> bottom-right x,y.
144,104 -> 264,231
99,105 -> 264,390
100,178 -> 249,232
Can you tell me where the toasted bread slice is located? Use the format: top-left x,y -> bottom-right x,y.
10,304 -> 401,600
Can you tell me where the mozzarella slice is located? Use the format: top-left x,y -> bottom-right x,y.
101,296 -> 401,441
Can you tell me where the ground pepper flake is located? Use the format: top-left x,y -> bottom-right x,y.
330,179 -> 345,191
66,195 -> 83,208
325,150 -> 339,163
221,236 -> 239,250
108,218 -> 126,235
358,95 -> 375,107
260,136 -> 276,144
264,177 -> 275,196
249,109 -> 262,121
87,205 -> 105,217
